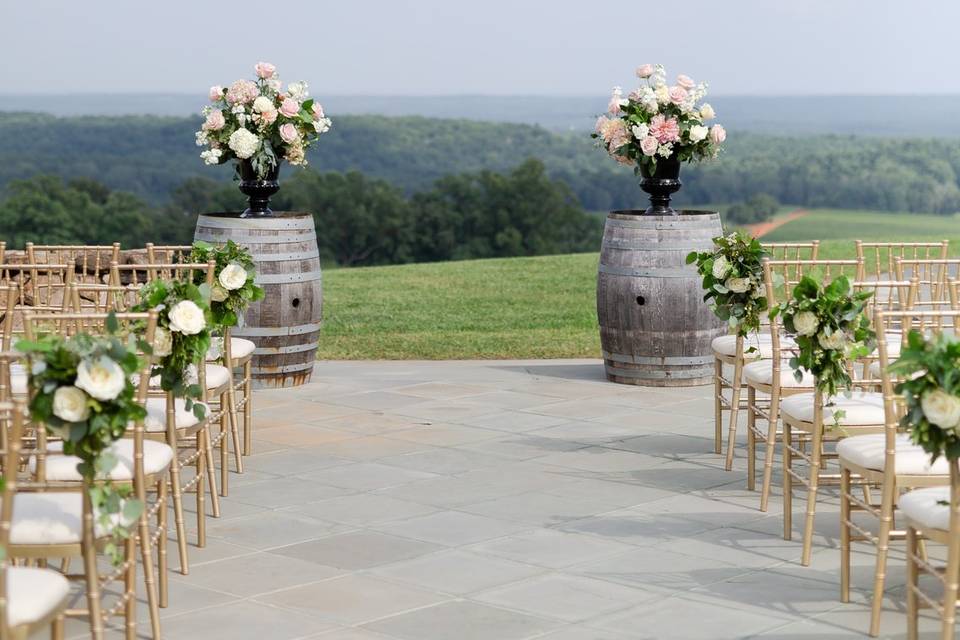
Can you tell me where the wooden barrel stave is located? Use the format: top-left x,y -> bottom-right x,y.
597,210 -> 725,387
194,212 -> 322,388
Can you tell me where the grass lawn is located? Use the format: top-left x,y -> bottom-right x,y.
318,253 -> 601,360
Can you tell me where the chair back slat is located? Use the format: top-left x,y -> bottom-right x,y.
857,241 -> 948,283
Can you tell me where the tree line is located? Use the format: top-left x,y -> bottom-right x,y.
3,112 -> 960,215
0,160 -> 602,266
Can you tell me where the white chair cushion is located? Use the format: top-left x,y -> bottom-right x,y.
8,492 -> 118,545
190,364 -> 230,389
34,439 -> 174,481
837,433 -> 951,475
207,337 -> 255,361
6,566 -> 70,628
743,360 -> 816,387
780,391 -> 885,425
712,334 -> 796,359
144,397 -> 204,432
10,366 -> 27,395
900,486 -> 951,531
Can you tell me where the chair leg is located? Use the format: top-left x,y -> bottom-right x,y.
840,466 -> 851,603
220,393 -> 229,498
226,376 -> 243,473
801,422 -> 824,567
243,360 -> 253,456
941,517 -> 960,640
714,358 -> 723,455
138,497 -> 161,639
52,616 -> 64,640
157,477 -> 169,607
196,435 -> 207,547
783,422 -> 793,540
868,477 -> 897,636
760,389 -> 781,513
906,526 -> 919,640
202,427 -> 221,518
168,463 -> 189,574
124,534 -> 137,640
81,494 -> 105,640
724,357 -> 743,471
746,386 -> 756,491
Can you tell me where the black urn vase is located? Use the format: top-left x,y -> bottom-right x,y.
639,155 -> 681,216
238,160 -> 280,217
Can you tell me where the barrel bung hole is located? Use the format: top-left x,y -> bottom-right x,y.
292,297 -> 301,308
636,295 -> 645,306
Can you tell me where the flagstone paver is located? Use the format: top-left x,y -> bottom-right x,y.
63,358 -> 945,639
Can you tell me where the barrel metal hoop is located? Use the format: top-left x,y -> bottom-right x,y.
196,216 -> 315,230
597,264 -> 695,278
251,361 -> 317,374
602,351 -> 715,366
250,250 -> 320,262
195,231 -> 317,244
606,219 -> 717,231
233,322 -> 321,337
252,342 -> 318,355
604,364 -> 713,379
255,270 -> 323,284
602,240 -> 712,251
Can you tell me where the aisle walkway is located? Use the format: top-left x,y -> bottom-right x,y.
79,360 -> 939,639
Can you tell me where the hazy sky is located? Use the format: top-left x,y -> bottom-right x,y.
7,0 -> 959,96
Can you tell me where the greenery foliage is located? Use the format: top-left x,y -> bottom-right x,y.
772,275 -> 876,396
189,240 -> 264,329
687,232 -> 769,336
890,331 -> 960,461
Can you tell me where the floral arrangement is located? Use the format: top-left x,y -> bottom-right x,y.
771,275 -> 876,396
687,232 -> 769,336
889,331 -> 960,461
17,321 -> 148,560
593,63 -> 726,175
190,240 -> 264,330
131,280 -> 211,417
195,62 -> 332,179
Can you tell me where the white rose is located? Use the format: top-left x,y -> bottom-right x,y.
228,128 -> 261,159
219,263 -> 248,291
725,277 -> 751,293
792,311 -> 819,336
817,330 -> 847,351
921,388 -> 960,430
210,284 -> 229,302
53,386 -> 90,423
168,300 -> 206,335
700,103 -> 715,120
252,96 -> 274,113
688,125 -> 709,143
153,326 -> 173,358
75,356 -> 126,401
711,255 -> 730,279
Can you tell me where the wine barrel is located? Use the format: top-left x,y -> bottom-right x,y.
597,210 -> 725,387
194,212 -> 322,388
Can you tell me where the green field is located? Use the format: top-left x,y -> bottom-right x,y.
318,253 -> 601,360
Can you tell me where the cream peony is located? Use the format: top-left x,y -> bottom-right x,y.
688,125 -> 709,143
725,277 -> 751,293
228,128 -> 260,159
712,255 -> 730,279
921,388 -> 960,430
700,103 -> 716,120
75,356 -> 126,401
219,263 -> 248,290
792,311 -> 819,336
252,96 -> 274,113
817,330 -> 847,351
168,300 -> 206,335
210,284 -> 229,302
654,85 -> 670,105
153,326 -> 173,358
53,386 -> 90,422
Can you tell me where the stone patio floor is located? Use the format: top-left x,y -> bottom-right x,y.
64,359 -> 946,639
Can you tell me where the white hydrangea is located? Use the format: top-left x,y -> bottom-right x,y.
631,123 -> 649,139
200,148 -> 223,165
314,118 -> 332,134
657,142 -> 673,158
228,128 -> 261,159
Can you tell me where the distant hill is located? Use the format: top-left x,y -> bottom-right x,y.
2,94 -> 959,136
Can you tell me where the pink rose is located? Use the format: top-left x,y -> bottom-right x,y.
640,136 -> 659,156
648,114 -> 680,144
279,123 -> 300,143
709,125 -> 727,144
208,85 -> 224,102
312,103 -> 325,120
636,64 -> 654,79
668,86 -> 688,105
259,109 -> 277,125
676,74 -> 695,90
255,62 -> 276,79
279,97 -> 300,118
226,79 -> 258,105
203,110 -> 225,131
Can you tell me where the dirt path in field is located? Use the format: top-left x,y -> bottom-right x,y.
744,208 -> 810,238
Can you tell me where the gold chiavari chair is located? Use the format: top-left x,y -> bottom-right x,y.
0,263 -> 74,316
895,258 -> 960,304
902,458 -> 960,640
771,261 -> 880,566
722,258 -> 863,471
148,243 -> 255,459
837,307 -> 957,636
23,310 -> 170,638
109,261 -> 235,575
0,397 -> 71,640
711,242 -> 820,462
857,240 -> 948,283
25,242 -> 121,285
